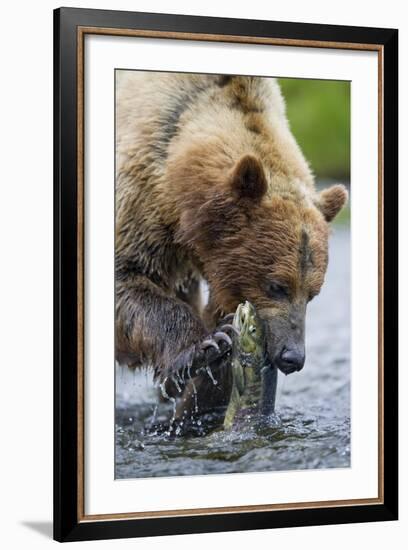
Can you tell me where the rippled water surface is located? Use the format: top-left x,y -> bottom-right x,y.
115,227 -> 350,479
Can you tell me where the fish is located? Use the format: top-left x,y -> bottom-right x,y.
223,301 -> 278,430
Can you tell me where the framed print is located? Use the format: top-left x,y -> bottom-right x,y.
53,7 -> 398,542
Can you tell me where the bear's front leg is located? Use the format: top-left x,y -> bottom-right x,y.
116,275 -> 235,384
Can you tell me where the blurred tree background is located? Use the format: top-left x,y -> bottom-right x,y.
278,78 -> 350,182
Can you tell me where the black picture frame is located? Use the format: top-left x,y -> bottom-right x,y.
54,7 -> 398,542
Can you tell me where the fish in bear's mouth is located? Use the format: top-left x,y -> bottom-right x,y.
223,301 -> 278,430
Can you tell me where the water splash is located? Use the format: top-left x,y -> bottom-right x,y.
186,365 -> 199,413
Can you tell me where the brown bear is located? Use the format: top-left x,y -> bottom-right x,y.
115,71 -> 348,419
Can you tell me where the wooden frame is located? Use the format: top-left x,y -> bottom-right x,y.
54,7 -> 398,542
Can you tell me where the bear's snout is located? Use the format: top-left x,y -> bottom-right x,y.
260,306 -> 306,376
275,346 -> 305,375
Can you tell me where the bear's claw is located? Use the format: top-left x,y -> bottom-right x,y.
200,324 -> 235,355
220,313 -> 235,324
219,323 -> 240,337
201,339 -> 220,352
168,325 -> 235,392
213,331 -> 232,347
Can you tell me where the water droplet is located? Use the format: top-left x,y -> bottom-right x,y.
206,365 -> 218,385
171,375 -> 182,393
160,378 -> 170,400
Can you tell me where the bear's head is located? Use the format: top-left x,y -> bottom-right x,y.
176,154 -> 348,375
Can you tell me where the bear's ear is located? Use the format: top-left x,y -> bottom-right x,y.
317,184 -> 348,222
230,155 -> 267,203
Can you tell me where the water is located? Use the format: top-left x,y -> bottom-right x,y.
115,227 -> 350,478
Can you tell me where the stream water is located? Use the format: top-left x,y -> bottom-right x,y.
115,226 -> 350,479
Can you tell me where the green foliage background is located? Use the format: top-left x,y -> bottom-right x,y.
278,78 -> 350,181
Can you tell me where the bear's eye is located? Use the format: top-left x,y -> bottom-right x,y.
267,282 -> 289,300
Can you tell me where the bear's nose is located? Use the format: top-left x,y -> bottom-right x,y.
277,348 -> 305,375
